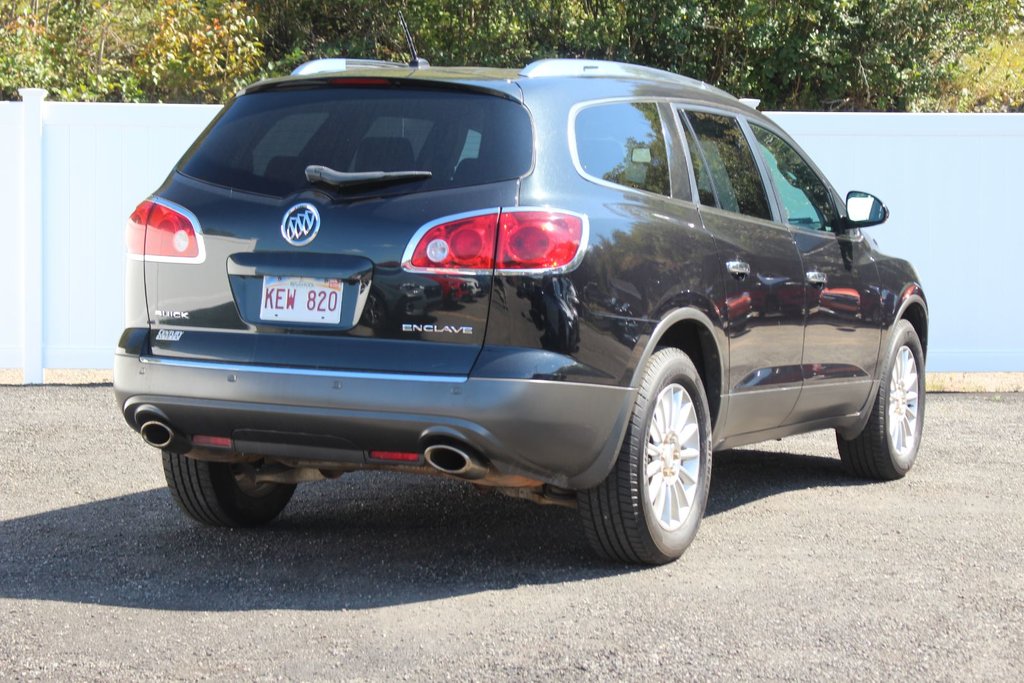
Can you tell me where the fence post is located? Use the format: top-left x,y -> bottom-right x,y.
19,88 -> 46,385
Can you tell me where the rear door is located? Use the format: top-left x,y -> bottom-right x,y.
676,108 -> 806,436
138,81 -> 533,376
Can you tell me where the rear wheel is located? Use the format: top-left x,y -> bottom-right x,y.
579,348 -> 712,565
837,319 -> 925,479
162,451 -> 295,527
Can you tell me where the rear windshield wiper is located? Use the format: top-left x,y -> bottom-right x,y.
305,165 -> 431,189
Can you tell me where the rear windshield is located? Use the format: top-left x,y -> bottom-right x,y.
178,86 -> 534,197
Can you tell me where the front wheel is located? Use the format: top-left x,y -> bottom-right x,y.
162,451 -> 296,527
578,348 -> 713,565
837,319 -> 925,479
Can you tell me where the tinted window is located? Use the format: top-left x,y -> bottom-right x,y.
684,111 -> 771,220
575,102 -> 670,196
179,87 -> 533,197
752,125 -> 839,232
679,114 -> 716,207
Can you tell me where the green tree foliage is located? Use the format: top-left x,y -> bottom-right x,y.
0,0 -> 262,102
1,0 -> 1019,109
248,0 -> 1015,111
918,31 -> 1024,112
138,0 -> 262,103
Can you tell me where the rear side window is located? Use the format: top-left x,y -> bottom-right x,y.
574,102 -> 670,197
683,111 -> 771,220
179,86 -> 533,197
680,120 -> 716,207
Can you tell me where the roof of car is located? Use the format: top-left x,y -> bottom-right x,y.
244,58 -> 748,111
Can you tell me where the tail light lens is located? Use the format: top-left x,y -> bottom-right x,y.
404,212 -> 499,273
497,211 -> 585,272
125,199 -> 205,263
402,208 -> 587,274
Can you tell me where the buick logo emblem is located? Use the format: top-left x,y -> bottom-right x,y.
281,203 -> 321,246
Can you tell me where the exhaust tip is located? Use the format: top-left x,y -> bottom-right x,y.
139,420 -> 175,449
424,444 -> 487,480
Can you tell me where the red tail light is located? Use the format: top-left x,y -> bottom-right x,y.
404,212 -> 499,273
402,208 -> 587,274
125,198 -> 205,263
497,211 -> 586,272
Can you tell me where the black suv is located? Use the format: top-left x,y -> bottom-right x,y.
115,58 -> 927,564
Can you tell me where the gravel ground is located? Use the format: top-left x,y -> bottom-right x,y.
1,387 -> 1022,681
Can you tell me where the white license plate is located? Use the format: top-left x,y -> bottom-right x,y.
259,276 -> 343,324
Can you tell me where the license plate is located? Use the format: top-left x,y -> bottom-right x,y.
259,276 -> 343,324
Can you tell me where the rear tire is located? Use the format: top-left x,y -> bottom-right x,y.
162,451 -> 295,527
579,348 -> 712,565
837,319 -> 925,480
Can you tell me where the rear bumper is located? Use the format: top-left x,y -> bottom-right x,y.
114,354 -> 635,489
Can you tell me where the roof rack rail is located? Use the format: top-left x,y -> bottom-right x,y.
519,59 -> 730,97
291,58 -> 409,76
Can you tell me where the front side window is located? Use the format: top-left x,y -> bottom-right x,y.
575,102 -> 670,197
752,125 -> 839,232
684,111 -> 772,220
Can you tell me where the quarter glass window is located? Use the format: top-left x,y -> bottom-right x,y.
575,102 -> 670,196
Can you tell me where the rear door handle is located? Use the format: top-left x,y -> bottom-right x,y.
806,271 -> 827,287
726,260 -> 750,279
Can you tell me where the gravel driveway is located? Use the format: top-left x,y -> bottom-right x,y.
1,387 -> 1022,680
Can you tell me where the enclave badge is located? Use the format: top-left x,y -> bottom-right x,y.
281,203 -> 321,246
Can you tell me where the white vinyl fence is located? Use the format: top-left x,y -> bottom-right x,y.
2,90 -> 1023,382
2,90 -> 219,381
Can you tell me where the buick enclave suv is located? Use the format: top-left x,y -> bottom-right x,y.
114,58 -> 927,564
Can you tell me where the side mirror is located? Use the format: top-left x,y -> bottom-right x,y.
845,191 -> 889,228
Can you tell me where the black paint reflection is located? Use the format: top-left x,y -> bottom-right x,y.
517,276 -> 581,354
359,274 -> 444,332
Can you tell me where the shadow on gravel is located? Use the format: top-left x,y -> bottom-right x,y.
0,449 -> 858,611
707,449 -> 858,516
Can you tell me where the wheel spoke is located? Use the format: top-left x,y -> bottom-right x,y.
669,388 -> 684,433
651,475 -> 666,508
672,480 -> 688,516
679,460 -> 698,486
646,438 -> 659,458
650,410 -> 665,444
903,372 -> 917,392
903,416 -> 915,442
678,447 -> 700,461
676,421 -> 699,447
646,458 -> 663,480
661,482 -> 675,525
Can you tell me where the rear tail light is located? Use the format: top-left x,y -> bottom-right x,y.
402,208 -> 587,275
497,211 -> 586,272
405,212 -> 498,273
125,198 -> 206,264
